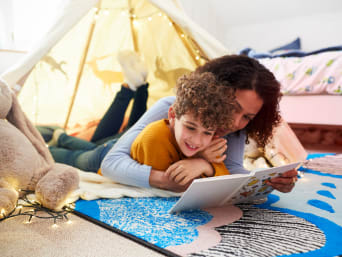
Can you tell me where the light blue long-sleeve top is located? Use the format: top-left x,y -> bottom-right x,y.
101,96 -> 249,188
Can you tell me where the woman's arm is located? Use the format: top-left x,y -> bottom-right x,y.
223,130 -> 250,174
101,96 -> 175,187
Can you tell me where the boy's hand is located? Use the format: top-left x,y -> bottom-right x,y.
150,169 -> 190,192
165,159 -> 213,186
266,169 -> 298,193
196,138 -> 227,163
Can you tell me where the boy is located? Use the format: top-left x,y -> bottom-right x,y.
130,72 -> 236,186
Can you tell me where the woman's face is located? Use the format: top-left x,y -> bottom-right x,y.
216,89 -> 263,137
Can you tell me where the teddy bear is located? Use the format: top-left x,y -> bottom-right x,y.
0,79 -> 79,216
243,121 -> 308,170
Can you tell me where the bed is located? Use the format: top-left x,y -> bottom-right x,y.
246,44 -> 342,151
180,0 -> 342,152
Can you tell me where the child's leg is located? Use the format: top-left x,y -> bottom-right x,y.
126,83 -> 149,128
91,50 -> 148,143
36,125 -> 63,142
90,85 -> 134,143
49,139 -> 117,172
57,133 -> 97,150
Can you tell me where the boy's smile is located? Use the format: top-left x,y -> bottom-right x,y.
169,112 -> 216,157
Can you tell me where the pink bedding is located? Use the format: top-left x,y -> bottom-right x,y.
259,51 -> 342,95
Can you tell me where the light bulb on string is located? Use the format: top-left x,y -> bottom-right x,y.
1,209 -> 5,218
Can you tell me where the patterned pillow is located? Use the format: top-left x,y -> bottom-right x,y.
269,37 -> 301,54
259,51 -> 342,95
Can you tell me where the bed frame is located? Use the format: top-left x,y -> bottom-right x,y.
280,95 -> 342,152
280,95 -> 342,126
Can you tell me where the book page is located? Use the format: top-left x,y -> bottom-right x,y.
169,174 -> 250,213
230,162 -> 301,204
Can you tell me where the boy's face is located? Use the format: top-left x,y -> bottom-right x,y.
169,110 -> 216,157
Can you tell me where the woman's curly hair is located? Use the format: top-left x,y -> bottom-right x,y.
173,72 -> 236,131
195,55 -> 282,148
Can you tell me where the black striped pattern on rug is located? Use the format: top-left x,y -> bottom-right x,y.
189,204 -> 325,257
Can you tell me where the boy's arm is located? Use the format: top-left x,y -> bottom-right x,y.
196,131 -> 250,175
165,158 -> 214,186
101,96 -> 175,187
130,120 -> 178,172
211,162 -> 230,176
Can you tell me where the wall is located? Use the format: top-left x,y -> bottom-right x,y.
179,0 -> 342,52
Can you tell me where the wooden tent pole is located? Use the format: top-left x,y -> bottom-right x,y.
173,23 -> 206,66
63,1 -> 101,130
128,0 -> 138,52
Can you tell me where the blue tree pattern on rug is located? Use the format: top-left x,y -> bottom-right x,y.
75,197 -> 212,248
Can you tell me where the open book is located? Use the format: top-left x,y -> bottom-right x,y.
169,162 -> 301,213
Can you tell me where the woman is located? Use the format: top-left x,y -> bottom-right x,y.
101,54 -> 298,193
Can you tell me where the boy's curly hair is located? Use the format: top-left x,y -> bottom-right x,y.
173,72 -> 236,131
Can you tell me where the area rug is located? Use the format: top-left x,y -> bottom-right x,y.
74,153 -> 342,257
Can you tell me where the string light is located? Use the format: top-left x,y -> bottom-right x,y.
0,190 -> 73,226
89,6 -> 203,59
298,170 -> 304,178
1,209 -> 5,218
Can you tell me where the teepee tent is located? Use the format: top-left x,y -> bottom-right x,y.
0,0 -> 228,131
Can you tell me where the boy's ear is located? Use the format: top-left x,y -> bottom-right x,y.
168,106 -> 175,119
168,106 -> 176,126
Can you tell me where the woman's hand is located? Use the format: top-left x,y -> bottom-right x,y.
196,137 -> 227,163
165,158 -> 214,186
266,169 -> 298,193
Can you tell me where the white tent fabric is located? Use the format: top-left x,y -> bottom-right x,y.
0,0 -> 228,92
0,0 -> 97,89
149,0 -> 229,59
0,0 -> 228,130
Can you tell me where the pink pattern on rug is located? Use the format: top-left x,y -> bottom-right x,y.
166,205 -> 242,256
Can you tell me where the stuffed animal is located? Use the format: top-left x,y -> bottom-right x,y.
0,79 -> 79,216
243,121 -> 308,170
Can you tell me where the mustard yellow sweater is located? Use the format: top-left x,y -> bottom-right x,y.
130,119 -> 229,176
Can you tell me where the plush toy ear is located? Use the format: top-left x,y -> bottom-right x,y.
0,80 -> 13,119
6,90 -> 54,165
